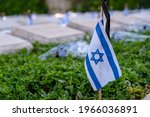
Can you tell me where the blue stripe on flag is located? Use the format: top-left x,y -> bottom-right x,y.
86,54 -> 102,90
96,23 -> 119,79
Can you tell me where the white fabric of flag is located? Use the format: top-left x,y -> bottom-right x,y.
84,19 -> 122,91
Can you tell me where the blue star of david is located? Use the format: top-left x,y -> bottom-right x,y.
90,49 -> 104,65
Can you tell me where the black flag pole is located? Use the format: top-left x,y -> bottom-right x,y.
101,0 -> 110,39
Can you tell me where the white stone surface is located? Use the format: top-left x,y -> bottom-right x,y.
130,11 -> 150,23
12,24 -> 85,44
17,15 -> 58,25
68,18 -> 123,34
111,12 -> 144,25
0,34 -> 33,54
68,18 -> 98,33
0,16 -> 20,30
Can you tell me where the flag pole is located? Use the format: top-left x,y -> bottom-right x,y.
99,89 -> 102,100
98,5 -> 104,101
101,6 -> 104,20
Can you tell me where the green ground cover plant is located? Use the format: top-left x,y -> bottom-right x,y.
71,0 -> 150,12
0,38 -> 149,100
0,0 -> 48,15
0,0 -> 149,15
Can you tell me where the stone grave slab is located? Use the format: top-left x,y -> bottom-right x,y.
12,24 -> 85,44
17,15 -> 58,25
68,18 -> 98,33
0,16 -> 20,30
0,34 -> 33,54
130,11 -> 150,23
68,18 -> 123,34
111,12 -> 143,25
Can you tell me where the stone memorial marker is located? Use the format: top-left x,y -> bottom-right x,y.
12,24 -> 85,44
68,18 -> 123,34
0,16 -> 19,30
130,11 -> 150,23
111,12 -> 143,25
0,34 -> 33,54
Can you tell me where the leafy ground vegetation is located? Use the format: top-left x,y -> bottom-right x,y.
0,0 -> 48,15
0,36 -> 149,100
0,0 -> 149,15
71,0 -> 150,12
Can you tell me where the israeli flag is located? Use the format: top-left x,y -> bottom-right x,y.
84,20 -> 122,91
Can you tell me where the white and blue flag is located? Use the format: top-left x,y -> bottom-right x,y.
84,20 -> 122,91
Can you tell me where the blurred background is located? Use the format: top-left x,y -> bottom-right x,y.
0,0 -> 149,15
0,0 -> 150,100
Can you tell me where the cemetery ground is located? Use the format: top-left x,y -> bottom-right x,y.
0,34 -> 149,100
